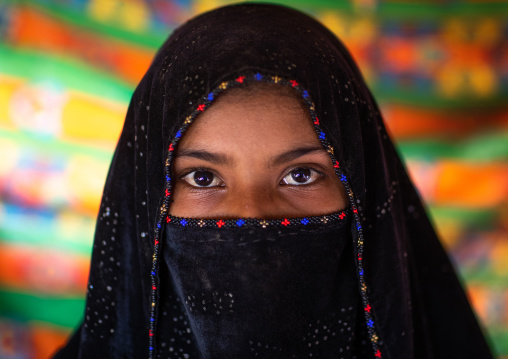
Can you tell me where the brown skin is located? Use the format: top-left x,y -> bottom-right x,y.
169,86 -> 348,219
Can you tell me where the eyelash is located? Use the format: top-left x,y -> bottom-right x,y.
280,167 -> 323,186
177,167 -> 324,188
178,167 -> 225,189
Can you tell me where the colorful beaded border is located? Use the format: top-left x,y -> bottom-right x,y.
148,73 -> 382,358
165,210 -> 349,229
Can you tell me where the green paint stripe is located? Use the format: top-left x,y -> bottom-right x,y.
2,286 -> 504,354
257,0 -> 508,18
489,326 -> 508,356
372,87 -> 508,110
397,131 -> 508,161
2,3 -> 507,107
0,288 -> 84,328
3,0 -> 167,48
2,0 -> 506,54
0,286 -> 505,354
0,228 -> 93,256
428,206 -> 497,228
0,127 -> 114,161
0,205 -> 496,257
461,266 -> 508,289
0,44 -> 134,103
3,40 -> 506,108
0,213 -> 94,256
13,0 -> 508,36
460,132 -> 508,160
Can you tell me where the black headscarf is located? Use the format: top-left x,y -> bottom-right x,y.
54,3 -> 493,359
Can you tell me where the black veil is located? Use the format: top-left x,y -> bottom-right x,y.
54,4 -> 492,358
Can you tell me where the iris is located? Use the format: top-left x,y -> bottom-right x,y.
194,170 -> 214,186
290,168 -> 311,183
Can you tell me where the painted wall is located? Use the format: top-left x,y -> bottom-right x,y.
0,0 -> 507,357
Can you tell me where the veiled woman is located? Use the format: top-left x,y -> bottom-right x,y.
54,4 -> 493,359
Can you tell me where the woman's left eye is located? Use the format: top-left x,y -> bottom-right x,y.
281,167 -> 321,186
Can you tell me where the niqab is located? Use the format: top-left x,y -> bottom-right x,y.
54,4 -> 493,359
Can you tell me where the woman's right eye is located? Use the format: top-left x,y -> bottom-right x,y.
181,170 -> 224,188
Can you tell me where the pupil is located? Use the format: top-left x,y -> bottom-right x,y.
291,168 -> 311,183
194,171 -> 213,186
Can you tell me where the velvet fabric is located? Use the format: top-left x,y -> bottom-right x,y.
54,3 -> 493,359
162,216 -> 369,358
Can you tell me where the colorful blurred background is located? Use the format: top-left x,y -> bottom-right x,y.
0,0 -> 507,358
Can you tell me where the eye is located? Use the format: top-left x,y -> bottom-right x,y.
181,170 -> 224,188
281,167 -> 321,186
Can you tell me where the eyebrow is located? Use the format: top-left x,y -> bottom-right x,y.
175,149 -> 232,165
269,146 -> 327,167
175,146 -> 327,167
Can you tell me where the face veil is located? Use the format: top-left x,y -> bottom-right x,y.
162,213 -> 364,358
53,3 -> 493,359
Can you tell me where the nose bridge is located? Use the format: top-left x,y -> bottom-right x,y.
230,183 -> 274,219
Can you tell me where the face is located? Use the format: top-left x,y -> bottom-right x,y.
169,86 -> 348,219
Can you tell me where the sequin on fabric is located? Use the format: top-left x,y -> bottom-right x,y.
149,74 -> 383,358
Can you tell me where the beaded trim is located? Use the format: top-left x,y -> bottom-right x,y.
148,73 -> 382,358
165,210 -> 349,229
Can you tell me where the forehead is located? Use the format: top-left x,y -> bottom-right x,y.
177,85 -> 320,153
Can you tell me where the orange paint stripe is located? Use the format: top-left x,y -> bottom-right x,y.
383,105 -> 508,139
435,161 -> 508,208
408,160 -> 508,208
0,243 -> 89,296
9,6 -> 155,84
31,321 -> 72,359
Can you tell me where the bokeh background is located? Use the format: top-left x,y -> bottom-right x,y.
0,0 -> 507,358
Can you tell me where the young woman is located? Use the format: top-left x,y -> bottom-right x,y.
54,3 -> 493,358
